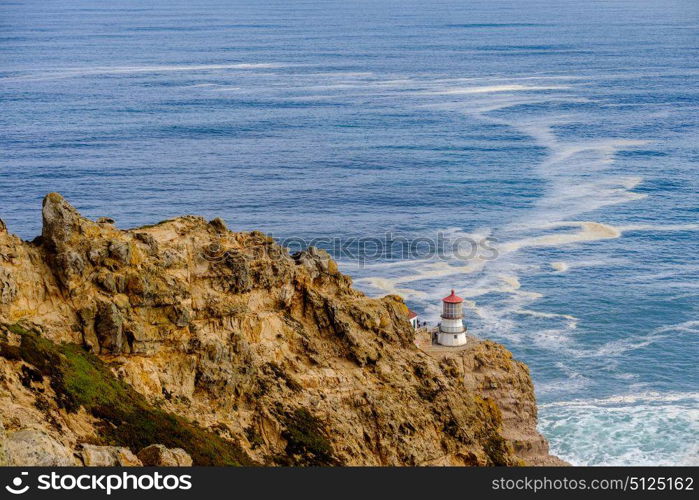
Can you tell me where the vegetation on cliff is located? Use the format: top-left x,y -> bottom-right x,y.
0,323 -> 254,465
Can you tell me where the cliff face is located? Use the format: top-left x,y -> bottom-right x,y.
0,194 -> 564,466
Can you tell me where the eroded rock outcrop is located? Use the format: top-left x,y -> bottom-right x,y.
0,194 -> 564,466
4,429 -> 77,466
138,445 -> 192,467
80,444 -> 142,467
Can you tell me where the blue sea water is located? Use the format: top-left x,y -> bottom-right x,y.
1,0 -> 698,465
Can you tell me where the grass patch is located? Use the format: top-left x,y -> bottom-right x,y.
279,408 -> 339,466
1,324 -> 256,466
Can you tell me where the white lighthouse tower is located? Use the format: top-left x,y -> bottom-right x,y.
437,289 -> 467,346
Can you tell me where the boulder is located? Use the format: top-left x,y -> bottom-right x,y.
41,193 -> 84,255
4,430 -> 76,466
137,444 -> 193,466
108,240 -> 131,264
80,444 -> 142,466
41,193 -> 94,288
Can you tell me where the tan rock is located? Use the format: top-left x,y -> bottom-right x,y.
137,445 -> 192,466
0,419 -> 6,466
0,268 -> 17,305
5,430 -> 76,466
80,444 -> 142,466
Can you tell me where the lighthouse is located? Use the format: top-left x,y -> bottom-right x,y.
437,289 -> 467,346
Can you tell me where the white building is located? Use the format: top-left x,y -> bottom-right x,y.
437,289 -> 468,346
408,310 -> 418,330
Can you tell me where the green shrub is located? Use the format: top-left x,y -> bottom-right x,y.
280,408 -> 339,466
1,324 -> 256,466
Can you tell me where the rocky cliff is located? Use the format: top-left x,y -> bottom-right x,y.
0,194 -> 564,466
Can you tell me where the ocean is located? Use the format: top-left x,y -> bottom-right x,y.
1,0 -> 697,465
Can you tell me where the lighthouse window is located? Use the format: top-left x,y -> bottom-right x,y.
454,335 -> 457,340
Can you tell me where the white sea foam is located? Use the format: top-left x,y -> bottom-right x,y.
184,83 -> 219,88
656,320 -> 699,335
548,257 -> 628,273
619,223 -> 699,232
538,139 -> 649,170
425,94 -> 588,115
354,219 -> 622,330
554,320 -> 675,359
421,84 -> 571,95
499,221 -> 622,255
2,63 -> 289,82
580,333 -> 665,358
474,96 -> 590,114
540,391 -> 699,408
427,75 -> 583,85
498,274 -> 521,290
310,71 -> 375,78
537,363 -> 593,395
539,392 -> 699,465
550,261 -> 569,272
517,309 -> 577,322
540,392 -> 699,464
536,376 -> 592,396
355,276 -> 427,299
358,259 -> 487,289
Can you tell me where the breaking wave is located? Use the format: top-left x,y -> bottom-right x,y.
539,392 -> 699,466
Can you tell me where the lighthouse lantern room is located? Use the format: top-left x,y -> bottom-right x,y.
437,289 -> 468,346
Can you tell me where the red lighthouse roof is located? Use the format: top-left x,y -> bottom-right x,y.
442,289 -> 463,304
